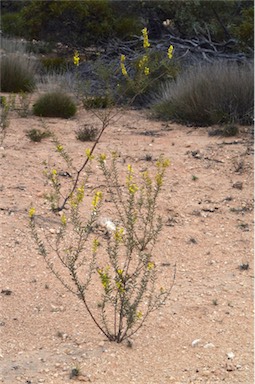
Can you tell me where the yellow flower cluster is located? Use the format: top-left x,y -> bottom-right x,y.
138,55 -> 148,69
156,158 -> 170,169
126,164 -> 139,194
99,153 -> 107,163
73,50 -> 80,66
147,261 -> 155,270
136,311 -> 143,320
76,185 -> 85,203
142,27 -> 150,48
61,213 -> 67,226
85,148 -> 94,160
155,173 -> 163,187
56,144 -> 63,152
114,227 -> 124,242
155,157 -> 170,187
29,207 -> 36,218
97,266 -> 111,293
92,191 -> 103,209
144,67 -> 150,76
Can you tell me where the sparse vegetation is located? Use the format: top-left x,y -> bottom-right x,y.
33,92 -> 77,118
17,92 -> 32,117
0,97 -> 10,145
239,262 -> 249,271
69,367 -> 80,379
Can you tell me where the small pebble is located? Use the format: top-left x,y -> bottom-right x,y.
204,343 -> 215,349
192,339 -> 201,347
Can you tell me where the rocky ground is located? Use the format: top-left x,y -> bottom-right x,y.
0,102 -> 254,383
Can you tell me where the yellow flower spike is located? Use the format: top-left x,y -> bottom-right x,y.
73,50 -> 80,66
61,213 -> 67,226
144,66 -> 150,76
29,207 -> 36,218
142,27 -> 150,48
167,45 -> 174,59
127,164 -> 133,173
92,238 -> 100,253
51,169 -> 57,175
117,269 -> 123,276
121,63 -> 128,77
120,54 -> 128,77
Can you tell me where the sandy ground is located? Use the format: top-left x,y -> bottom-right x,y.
0,102 -> 254,384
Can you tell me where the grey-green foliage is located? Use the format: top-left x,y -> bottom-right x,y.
0,54 -> 36,93
152,62 -> 254,126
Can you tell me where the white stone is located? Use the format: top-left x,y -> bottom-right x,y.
227,352 -> 235,360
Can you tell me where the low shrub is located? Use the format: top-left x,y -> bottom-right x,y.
152,62 -> 254,126
76,124 -> 99,141
40,56 -> 69,73
26,128 -> 51,142
83,95 -> 114,109
33,92 -> 77,118
0,54 -> 36,93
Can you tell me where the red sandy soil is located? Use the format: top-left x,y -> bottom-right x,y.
0,102 -> 254,383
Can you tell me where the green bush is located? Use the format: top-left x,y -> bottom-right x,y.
152,62 -> 254,126
33,92 -> 77,118
232,6 -> 254,50
0,54 -> 36,93
1,12 -> 25,37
